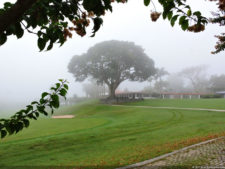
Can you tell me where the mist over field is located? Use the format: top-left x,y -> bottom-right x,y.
0,0 -> 224,115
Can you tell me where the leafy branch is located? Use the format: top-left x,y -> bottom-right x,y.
0,0 -> 126,51
0,79 -> 69,139
145,0 -> 208,32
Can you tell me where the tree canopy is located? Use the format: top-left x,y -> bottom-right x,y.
68,40 -> 156,98
0,0 -> 224,53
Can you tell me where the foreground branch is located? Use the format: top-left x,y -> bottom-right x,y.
0,79 -> 69,139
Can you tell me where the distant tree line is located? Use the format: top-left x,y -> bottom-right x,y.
143,65 -> 225,95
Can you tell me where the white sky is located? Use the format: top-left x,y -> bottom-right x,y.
0,0 -> 224,106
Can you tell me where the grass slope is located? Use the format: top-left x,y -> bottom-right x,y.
125,98 -> 225,110
0,99 -> 225,168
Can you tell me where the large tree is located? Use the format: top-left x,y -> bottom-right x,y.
68,40 -> 156,98
0,0 -> 224,53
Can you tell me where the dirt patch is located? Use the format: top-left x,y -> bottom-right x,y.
51,115 -> 75,119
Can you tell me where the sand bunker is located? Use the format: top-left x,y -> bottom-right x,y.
51,115 -> 75,119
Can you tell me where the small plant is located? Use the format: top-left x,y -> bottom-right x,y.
0,79 -> 69,139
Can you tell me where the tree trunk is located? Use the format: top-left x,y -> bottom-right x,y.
108,85 -> 116,99
107,83 -> 119,99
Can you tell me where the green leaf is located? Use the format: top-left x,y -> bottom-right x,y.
35,112 -> 39,117
5,123 -> 14,135
41,92 -> 49,98
16,29 -> 24,39
51,107 -> 54,115
0,130 -> 7,139
43,110 -> 48,116
162,11 -> 167,20
15,122 -> 24,133
28,113 -> 37,120
4,2 -> 12,9
37,105 -> 48,115
181,20 -> 189,31
56,83 -> 60,89
179,16 -> 186,25
144,0 -> 150,6
37,31 -> 42,37
51,87 -> 57,91
0,34 -> 7,45
59,88 -> 67,97
26,105 -> 33,112
23,119 -> 30,128
51,94 -> 59,108
64,84 -> 69,90
38,38 -> 47,51
91,17 -> 103,37
32,115 -> 37,120
47,42 -> 53,51
193,11 -> 201,17
187,9 -> 192,16
167,11 -> 173,20
31,101 -> 39,105
170,15 -> 179,27
40,98 -> 47,104
16,109 -> 27,115
185,5 -> 190,9
15,23 -> 24,39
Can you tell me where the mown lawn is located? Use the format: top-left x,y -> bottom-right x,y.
125,98 -> 225,110
0,99 -> 225,168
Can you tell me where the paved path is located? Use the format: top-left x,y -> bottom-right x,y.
143,137 -> 225,168
112,105 -> 225,112
117,137 -> 225,169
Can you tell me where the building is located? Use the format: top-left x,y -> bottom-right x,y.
216,91 -> 225,98
160,92 -> 202,99
115,91 -> 204,100
115,91 -> 152,100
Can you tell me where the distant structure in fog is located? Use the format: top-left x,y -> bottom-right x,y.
161,92 -> 201,99
215,91 -> 225,98
115,91 -> 204,99
115,91 -> 152,100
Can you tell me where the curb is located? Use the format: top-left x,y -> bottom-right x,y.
116,136 -> 224,169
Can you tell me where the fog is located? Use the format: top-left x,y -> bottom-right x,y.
0,0 -> 224,112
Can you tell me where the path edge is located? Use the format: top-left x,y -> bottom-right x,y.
115,136 -> 224,169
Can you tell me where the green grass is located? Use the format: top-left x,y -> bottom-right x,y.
0,99 -> 225,168
125,98 -> 225,109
